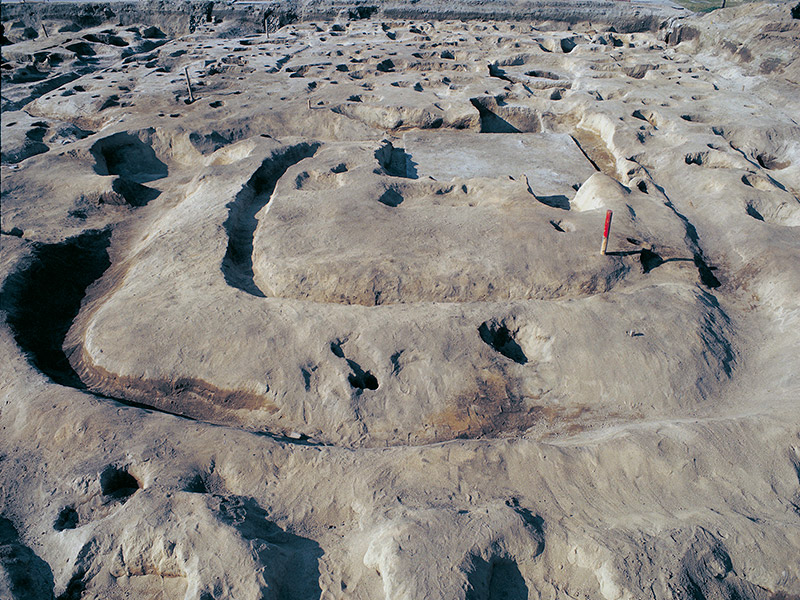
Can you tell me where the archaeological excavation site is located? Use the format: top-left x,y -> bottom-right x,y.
1,0 -> 799,598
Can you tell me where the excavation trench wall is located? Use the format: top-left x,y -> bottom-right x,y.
1,0 -> 683,35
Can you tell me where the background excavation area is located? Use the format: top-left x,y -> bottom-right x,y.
1,4 -> 799,600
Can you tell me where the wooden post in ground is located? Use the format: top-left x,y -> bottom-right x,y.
184,67 -> 195,103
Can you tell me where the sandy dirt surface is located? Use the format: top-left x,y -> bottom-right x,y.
2,1 -> 800,599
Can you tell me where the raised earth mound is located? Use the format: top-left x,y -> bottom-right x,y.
1,1 -> 800,599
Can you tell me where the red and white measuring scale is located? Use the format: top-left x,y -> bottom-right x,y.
601,209 -> 613,255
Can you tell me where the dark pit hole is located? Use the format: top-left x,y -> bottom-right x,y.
376,58 -> 395,72
301,366 -> 314,391
478,322 -> 527,364
746,203 -> 764,221
378,188 -> 403,207
560,38 -> 577,53
637,181 -> 648,193
693,253 -> 721,288
100,466 -> 140,501
390,351 -> 403,375
60,568 -> 88,600
209,100 -> 224,108
183,474 -> 208,494
90,132 -> 167,182
24,126 -> 47,143
526,69 -> 560,80
54,506 -> 79,531
488,64 -> 513,83
330,341 -> 345,358
111,177 -> 160,207
640,248 -> 664,273
685,153 -> 703,166
189,131 -> 230,155
346,359 -> 378,390
0,230 -> 111,388
469,97 -> 521,134
468,556 -> 530,600
756,153 -> 790,170
142,26 -> 166,39
66,41 -> 95,56
374,142 -> 415,178
746,204 -> 764,221
680,114 -> 695,122
537,195 -> 570,210
348,371 -> 378,390
331,163 -> 348,173
295,171 -> 310,188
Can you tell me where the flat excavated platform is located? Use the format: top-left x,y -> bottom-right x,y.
403,131 -> 596,199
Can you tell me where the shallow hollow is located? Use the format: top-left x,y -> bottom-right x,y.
100,466 -> 140,500
90,132 -> 168,182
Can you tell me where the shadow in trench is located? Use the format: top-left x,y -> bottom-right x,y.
1,229 -> 112,388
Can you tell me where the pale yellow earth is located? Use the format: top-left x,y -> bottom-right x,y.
1,1 -> 799,599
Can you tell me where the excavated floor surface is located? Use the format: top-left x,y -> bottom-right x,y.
1,2 -> 800,599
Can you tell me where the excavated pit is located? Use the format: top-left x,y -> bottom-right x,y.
2,6 -> 800,600
1,230 -> 112,388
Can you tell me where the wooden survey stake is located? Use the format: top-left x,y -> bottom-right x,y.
184,67 -> 195,103
601,209 -> 613,255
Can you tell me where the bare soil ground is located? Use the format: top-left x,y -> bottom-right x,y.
2,1 -> 799,599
